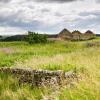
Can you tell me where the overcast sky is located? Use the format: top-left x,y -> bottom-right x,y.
0,0 -> 100,35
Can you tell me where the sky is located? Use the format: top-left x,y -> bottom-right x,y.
0,0 -> 100,35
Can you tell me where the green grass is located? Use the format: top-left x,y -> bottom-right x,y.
0,41 -> 84,67
0,38 -> 100,100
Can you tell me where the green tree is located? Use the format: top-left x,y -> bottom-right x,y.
25,31 -> 47,44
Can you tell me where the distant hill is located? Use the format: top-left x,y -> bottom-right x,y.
96,34 -> 100,37
0,34 -> 58,42
0,35 -> 27,41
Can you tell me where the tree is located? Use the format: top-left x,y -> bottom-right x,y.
25,31 -> 47,44
0,36 -> 2,38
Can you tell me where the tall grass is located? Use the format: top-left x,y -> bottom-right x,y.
0,38 -> 100,100
58,47 -> 100,100
0,41 -> 83,67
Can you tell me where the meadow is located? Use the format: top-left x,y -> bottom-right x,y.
0,38 -> 100,100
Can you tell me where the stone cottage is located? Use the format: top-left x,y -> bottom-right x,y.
72,30 -> 82,40
84,30 -> 95,39
58,28 -> 72,40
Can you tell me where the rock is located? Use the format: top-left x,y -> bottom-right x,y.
0,67 -> 77,87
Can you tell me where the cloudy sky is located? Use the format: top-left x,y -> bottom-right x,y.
0,0 -> 100,35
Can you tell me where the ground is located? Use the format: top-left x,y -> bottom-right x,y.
0,38 -> 100,100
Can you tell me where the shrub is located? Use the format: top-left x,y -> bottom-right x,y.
25,31 -> 47,44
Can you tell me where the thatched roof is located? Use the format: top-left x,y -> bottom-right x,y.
84,30 -> 94,35
72,30 -> 82,35
59,28 -> 72,36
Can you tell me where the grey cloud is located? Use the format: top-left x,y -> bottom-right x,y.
33,0 -> 78,3
0,0 -> 80,3
72,11 -> 100,29
96,0 -> 100,3
0,0 -> 79,3
0,12 -> 44,31
0,0 -> 99,34
0,0 -> 11,3
79,11 -> 100,16
54,12 -> 64,17
41,8 -> 50,13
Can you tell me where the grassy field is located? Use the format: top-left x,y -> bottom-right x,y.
0,38 -> 100,100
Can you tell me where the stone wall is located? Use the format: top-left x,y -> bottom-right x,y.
0,67 -> 78,87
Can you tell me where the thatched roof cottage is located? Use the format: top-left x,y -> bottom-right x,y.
58,28 -> 72,40
83,30 -> 95,40
72,30 -> 82,40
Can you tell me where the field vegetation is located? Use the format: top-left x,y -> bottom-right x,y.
0,37 -> 100,100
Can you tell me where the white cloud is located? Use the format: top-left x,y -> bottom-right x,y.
0,26 -> 26,35
0,0 -> 100,35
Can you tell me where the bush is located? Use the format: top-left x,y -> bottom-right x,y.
25,31 -> 47,44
